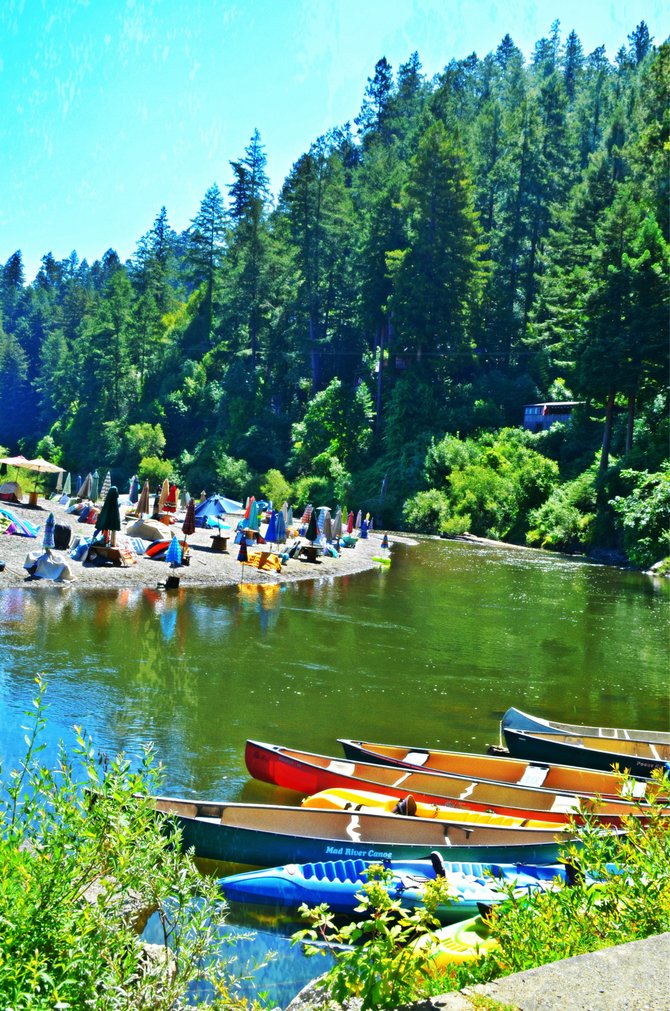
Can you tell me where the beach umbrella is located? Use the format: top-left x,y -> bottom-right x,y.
265,509 -> 278,545
91,470 -> 100,502
347,511 -> 354,534
322,510 -> 333,541
305,508 -> 318,544
9,456 -> 65,495
355,510 -> 362,529
182,498 -> 196,539
237,539 -> 248,583
159,478 -> 169,512
332,508 -> 342,541
95,485 -> 121,545
43,512 -> 55,549
75,474 -> 82,492
369,516 -> 374,531
100,471 -> 112,502
76,473 -> 92,499
128,475 -> 139,504
62,472 -> 71,496
248,499 -> 260,532
287,505 -> 293,528
360,518 -> 368,539
281,501 -> 288,525
244,496 -> 254,520
165,536 -> 182,568
152,491 -> 161,516
137,479 -> 150,515
274,510 -> 286,545
55,470 -> 63,493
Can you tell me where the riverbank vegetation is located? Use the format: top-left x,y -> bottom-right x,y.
0,23 -> 667,565
294,772 -> 670,1009
0,680 -> 269,1011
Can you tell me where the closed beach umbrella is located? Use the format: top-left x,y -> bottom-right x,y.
100,471 -> 112,501
128,476 -> 139,504
305,508 -> 318,544
77,473 -> 92,499
287,505 -> 293,528
62,472 -> 71,496
237,539 -> 248,583
152,491 -> 161,516
355,510 -> 362,529
265,509 -> 278,544
165,535 -> 182,567
281,501 -> 288,525
43,512 -> 55,549
182,498 -> 196,539
55,470 -> 63,493
159,478 -> 169,512
137,479 -> 150,515
274,510 -> 286,544
323,511 -> 333,541
91,470 -> 100,502
95,486 -> 121,545
248,499 -> 260,532
360,518 -> 368,539
332,508 -> 342,541
347,511 -> 354,534
244,496 -> 254,520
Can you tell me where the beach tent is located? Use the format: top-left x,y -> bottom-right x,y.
0,481 -> 23,503
194,494 -> 243,528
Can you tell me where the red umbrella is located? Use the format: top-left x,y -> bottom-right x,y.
347,511 -> 354,534
182,499 -> 196,538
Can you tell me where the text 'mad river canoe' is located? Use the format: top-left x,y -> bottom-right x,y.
501,709 -> 670,779
150,794 -> 573,866
338,738 -> 653,801
244,740 -> 657,826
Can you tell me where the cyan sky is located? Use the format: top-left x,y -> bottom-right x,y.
1,0 -> 666,282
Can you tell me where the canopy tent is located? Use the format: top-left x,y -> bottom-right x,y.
194,494 -> 242,528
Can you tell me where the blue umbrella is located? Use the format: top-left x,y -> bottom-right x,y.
274,510 -> 287,545
43,512 -> 55,549
265,510 -> 278,544
360,519 -> 368,539
165,536 -> 182,568
248,499 -> 260,532
128,476 -> 139,504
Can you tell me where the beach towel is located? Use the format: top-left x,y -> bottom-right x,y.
0,507 -> 39,537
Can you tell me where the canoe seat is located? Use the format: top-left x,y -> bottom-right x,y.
518,765 -> 550,787
326,759 -> 355,777
404,751 -> 429,766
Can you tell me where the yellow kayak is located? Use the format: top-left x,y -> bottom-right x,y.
413,914 -> 497,970
302,787 -> 559,830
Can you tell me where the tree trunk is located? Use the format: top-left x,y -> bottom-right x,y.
375,322 -> 385,436
625,393 -> 636,454
599,390 -> 616,470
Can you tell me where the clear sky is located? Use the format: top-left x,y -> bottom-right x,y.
0,0 -> 666,282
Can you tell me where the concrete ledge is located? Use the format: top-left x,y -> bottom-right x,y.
414,932 -> 670,1011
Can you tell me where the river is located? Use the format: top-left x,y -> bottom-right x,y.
1,538 -> 668,1003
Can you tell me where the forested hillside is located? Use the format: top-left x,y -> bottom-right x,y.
1,22 -> 668,565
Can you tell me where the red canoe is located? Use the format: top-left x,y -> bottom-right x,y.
244,740 -> 655,827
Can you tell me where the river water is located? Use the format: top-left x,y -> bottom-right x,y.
1,538 -> 667,1002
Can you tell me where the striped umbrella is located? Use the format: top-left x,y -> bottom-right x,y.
43,512 -> 55,549
100,471 -> 112,501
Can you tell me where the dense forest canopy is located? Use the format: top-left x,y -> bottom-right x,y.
1,22 -> 668,564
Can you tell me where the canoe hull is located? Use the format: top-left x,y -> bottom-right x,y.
503,728 -> 667,779
501,707 -> 670,746
152,795 -> 571,867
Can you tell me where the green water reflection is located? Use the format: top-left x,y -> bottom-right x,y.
1,539 -> 667,799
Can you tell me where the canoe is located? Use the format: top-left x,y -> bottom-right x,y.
219,857 -> 571,922
339,738 -> 652,801
150,794 -> 572,866
302,788 -> 559,829
501,707 -> 670,745
245,740 -> 649,826
502,727 -> 670,779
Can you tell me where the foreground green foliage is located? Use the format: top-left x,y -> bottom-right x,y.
0,679 -> 268,1011
294,774 -> 670,1009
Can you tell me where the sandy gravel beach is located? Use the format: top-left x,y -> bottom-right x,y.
0,497 -> 392,591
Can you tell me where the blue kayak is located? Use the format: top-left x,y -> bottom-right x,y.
220,856 -> 574,923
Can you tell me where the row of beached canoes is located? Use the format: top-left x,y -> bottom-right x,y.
151,707 -> 668,938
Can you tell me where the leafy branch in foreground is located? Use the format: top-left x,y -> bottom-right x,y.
0,677 -> 272,1011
